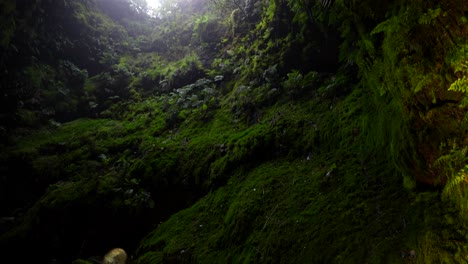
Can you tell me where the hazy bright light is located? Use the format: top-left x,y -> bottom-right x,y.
146,0 -> 161,9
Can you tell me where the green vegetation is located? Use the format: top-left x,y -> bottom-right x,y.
1,0 -> 468,263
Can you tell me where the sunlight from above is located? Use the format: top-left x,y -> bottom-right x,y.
146,0 -> 161,9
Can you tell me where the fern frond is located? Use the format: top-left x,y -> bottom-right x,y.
320,0 -> 334,9
449,76 -> 468,93
443,170 -> 467,197
413,74 -> 432,93
442,165 -> 468,217
371,16 -> 400,35
418,8 -> 441,25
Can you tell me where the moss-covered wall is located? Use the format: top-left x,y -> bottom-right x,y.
1,0 -> 468,263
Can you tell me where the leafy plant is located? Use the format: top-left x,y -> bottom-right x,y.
418,8 -> 442,25
450,76 -> 468,93
448,44 -> 468,93
282,69 -> 319,98
442,165 -> 468,219
210,0 -> 248,18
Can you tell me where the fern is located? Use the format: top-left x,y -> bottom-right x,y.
371,16 -> 401,35
413,73 -> 433,93
283,69 -> 302,89
442,165 -> 468,217
287,0 -> 307,24
449,76 -> 468,93
435,144 -> 468,169
437,140 -> 468,217
447,44 -> 468,93
443,167 -> 467,196
418,8 -> 441,25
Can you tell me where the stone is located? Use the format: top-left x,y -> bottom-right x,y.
103,248 -> 127,264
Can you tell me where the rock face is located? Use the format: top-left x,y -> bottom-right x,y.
103,248 -> 127,264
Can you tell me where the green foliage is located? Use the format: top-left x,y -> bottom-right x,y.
255,0 -> 276,31
193,14 -> 210,32
450,76 -> 468,93
23,64 -> 52,95
193,13 -> 224,44
448,44 -> 468,93
434,143 -> 468,214
210,0 -> 247,18
282,70 -> 319,98
283,69 -> 302,88
345,0 -> 468,188
99,49 -> 119,67
134,117 -> 413,263
443,165 -> 468,200
70,0 -> 134,56
287,0 -> 309,25
121,177 -> 155,209
19,61 -> 92,121
16,110 -> 42,127
4,0 -> 468,263
208,57 -> 233,76
418,8 -> 442,25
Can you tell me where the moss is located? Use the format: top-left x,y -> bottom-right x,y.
137,153 -> 410,263
3,0 -> 468,263
135,119 -> 463,264
41,179 -> 97,208
16,109 -> 42,127
84,77 -> 97,93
